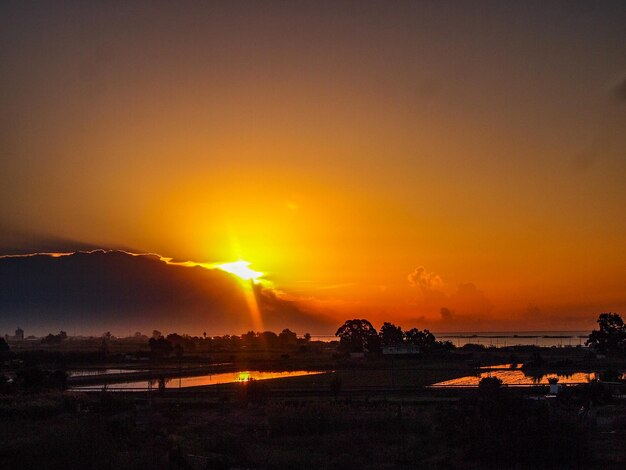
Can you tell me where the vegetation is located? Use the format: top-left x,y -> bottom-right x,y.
586,312 -> 626,356
478,376 -> 503,395
336,319 -> 455,355
379,322 -> 404,346
335,319 -> 380,353
0,392 -> 598,469
41,331 -> 67,345
1,316 -> 626,468
148,335 -> 174,358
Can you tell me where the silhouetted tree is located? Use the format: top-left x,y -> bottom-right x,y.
335,319 -> 379,353
148,337 -> 173,358
242,331 -> 258,348
404,328 -> 436,352
166,333 -> 197,352
41,331 -> 68,345
523,351 -> 544,369
278,328 -> 298,347
586,312 -> 626,356
379,322 -> 404,346
303,332 -> 311,342
259,331 -> 279,349
158,376 -> 167,393
152,330 -> 162,340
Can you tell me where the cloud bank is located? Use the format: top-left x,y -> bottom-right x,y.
0,250 -> 333,336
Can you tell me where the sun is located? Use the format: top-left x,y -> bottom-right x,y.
215,260 -> 263,282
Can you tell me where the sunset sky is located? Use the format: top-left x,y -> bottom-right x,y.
1,1 -> 625,332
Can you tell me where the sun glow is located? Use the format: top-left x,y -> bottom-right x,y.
237,372 -> 252,382
215,260 -> 263,282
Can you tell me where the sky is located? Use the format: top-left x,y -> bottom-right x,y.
1,1 -> 625,332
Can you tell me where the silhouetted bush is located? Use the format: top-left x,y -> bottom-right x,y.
478,376 -> 503,398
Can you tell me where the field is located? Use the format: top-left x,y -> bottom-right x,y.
2,339 -> 626,468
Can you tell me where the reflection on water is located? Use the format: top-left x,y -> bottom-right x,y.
480,363 -> 519,370
70,370 -> 322,391
435,331 -> 589,348
433,369 -> 599,387
68,369 -> 146,377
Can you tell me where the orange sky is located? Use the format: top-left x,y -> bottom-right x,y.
1,1 -> 625,331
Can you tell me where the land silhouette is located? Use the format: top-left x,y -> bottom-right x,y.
1,313 -> 625,468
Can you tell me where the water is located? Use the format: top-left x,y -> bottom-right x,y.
310,331 -> 590,348
68,368 -> 146,377
69,370 -> 323,391
432,331 -> 589,348
431,363 -> 615,387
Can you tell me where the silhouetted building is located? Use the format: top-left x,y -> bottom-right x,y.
14,328 -> 24,340
382,345 -> 420,355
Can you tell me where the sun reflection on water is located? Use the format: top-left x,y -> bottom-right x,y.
237,372 -> 252,382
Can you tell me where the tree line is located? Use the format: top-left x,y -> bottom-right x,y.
335,319 -> 455,354
148,328 -> 311,357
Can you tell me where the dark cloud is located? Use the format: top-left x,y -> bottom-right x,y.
439,307 -> 454,323
0,250 -> 332,335
407,267 -> 493,320
253,285 -> 334,333
0,226 -> 134,256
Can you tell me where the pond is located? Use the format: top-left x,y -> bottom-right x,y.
69,370 -> 324,391
68,368 -> 147,377
431,364 -> 603,387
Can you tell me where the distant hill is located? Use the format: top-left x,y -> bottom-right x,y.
0,250 -> 333,336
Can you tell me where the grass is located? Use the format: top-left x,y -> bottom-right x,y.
0,392 -> 603,469
2,345 -> 626,469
